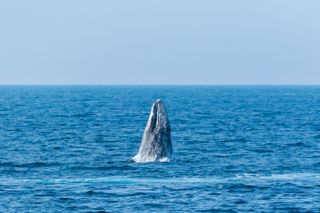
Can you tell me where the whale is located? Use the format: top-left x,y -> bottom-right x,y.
132,99 -> 173,163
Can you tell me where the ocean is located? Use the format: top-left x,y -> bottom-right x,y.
0,86 -> 319,212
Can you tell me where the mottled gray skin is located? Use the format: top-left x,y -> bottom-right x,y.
132,99 -> 172,163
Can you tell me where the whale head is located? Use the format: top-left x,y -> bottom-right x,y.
132,99 -> 172,163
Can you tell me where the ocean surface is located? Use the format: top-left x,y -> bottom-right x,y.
0,86 -> 320,212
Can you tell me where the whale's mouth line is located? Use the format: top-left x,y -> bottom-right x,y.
147,103 -> 158,132
148,101 -> 164,132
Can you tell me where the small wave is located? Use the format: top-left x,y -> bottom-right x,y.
257,173 -> 320,180
288,141 -> 312,147
0,162 -> 61,168
235,172 -> 320,181
1,173 -> 319,186
68,165 -> 133,171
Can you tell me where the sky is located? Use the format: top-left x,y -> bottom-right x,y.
0,1 -> 319,85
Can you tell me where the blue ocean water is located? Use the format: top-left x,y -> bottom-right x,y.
0,86 -> 320,212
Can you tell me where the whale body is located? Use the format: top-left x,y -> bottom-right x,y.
132,99 -> 172,163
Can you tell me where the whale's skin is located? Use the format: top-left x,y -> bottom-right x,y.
132,99 -> 172,163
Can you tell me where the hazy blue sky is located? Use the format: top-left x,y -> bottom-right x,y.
0,1 -> 319,84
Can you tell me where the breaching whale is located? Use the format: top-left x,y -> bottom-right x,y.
132,99 -> 173,163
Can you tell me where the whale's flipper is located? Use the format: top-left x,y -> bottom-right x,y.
132,99 -> 172,163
